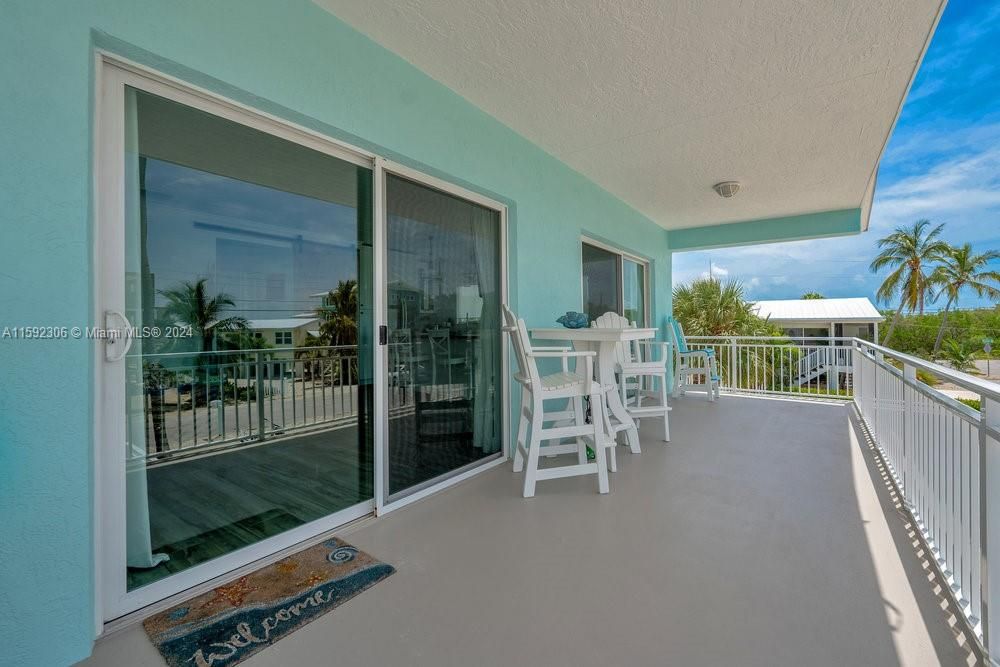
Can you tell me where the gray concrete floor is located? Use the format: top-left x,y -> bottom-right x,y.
83,395 -> 978,667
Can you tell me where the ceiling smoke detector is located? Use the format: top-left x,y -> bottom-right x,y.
713,181 -> 741,198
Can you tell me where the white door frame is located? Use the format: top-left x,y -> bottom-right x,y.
94,53 -> 510,626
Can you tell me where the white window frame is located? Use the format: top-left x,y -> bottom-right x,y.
580,236 -> 651,326
93,52 -> 509,629
274,330 -> 293,345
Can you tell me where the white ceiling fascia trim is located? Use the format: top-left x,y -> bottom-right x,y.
858,0 -> 948,232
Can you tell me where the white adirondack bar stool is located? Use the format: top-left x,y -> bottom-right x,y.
591,312 -> 671,441
503,305 -> 614,497
667,317 -> 721,401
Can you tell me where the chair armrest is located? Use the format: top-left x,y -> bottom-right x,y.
528,350 -> 596,358
678,349 -> 713,357
530,346 -> 572,352
636,341 -> 670,361
528,350 -> 595,378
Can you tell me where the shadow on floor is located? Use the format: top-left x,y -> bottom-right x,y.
847,408 -> 982,665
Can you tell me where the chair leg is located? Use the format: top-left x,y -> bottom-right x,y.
659,373 -> 670,442
573,397 -> 587,465
606,412 -> 618,474
513,389 -> 530,473
523,399 -> 544,498
591,393 -> 610,494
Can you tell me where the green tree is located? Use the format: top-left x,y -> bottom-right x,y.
672,278 -> 778,336
940,338 -> 977,372
929,243 -> 1000,355
869,219 -> 949,346
801,292 -> 825,299
159,278 -> 249,352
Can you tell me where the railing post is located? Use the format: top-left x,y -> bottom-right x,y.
981,395 -> 1000,661
256,351 -> 266,442
851,340 -> 860,402
902,363 -> 915,504
729,337 -> 737,389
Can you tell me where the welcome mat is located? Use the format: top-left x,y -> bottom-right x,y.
143,538 -> 395,667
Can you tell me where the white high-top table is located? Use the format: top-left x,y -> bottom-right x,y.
530,326 -> 657,454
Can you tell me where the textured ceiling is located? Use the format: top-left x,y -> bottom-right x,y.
316,0 -> 943,230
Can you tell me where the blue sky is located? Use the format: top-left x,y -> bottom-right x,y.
672,0 -> 1000,310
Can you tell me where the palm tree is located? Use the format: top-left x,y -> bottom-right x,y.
673,278 -> 788,389
940,339 -> 977,373
929,243 -> 1000,355
672,278 -> 777,336
869,219 -> 949,346
159,278 -> 249,352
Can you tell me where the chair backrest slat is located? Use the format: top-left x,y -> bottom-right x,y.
502,304 -> 539,384
667,317 -> 689,354
591,311 -> 634,366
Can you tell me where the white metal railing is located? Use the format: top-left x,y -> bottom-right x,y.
685,336 -> 856,399
853,338 -> 1000,659
128,343 -> 420,463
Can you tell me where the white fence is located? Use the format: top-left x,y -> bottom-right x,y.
853,338 -> 1000,659
685,336 -> 856,399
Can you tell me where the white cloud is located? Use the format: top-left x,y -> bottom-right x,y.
871,144 -> 1000,229
697,264 -> 729,280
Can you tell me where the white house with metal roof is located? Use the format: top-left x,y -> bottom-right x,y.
753,297 -> 884,341
247,317 -> 321,353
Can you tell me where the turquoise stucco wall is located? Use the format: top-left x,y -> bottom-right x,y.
668,208 -> 862,252
0,2 -> 671,664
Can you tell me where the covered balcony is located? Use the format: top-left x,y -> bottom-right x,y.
3,1 -> 975,667
86,377 -> 986,666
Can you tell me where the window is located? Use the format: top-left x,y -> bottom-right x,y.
275,331 -> 293,345
581,240 -> 649,326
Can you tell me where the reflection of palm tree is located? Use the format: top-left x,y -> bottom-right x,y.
317,279 -> 358,346
160,278 -> 249,352
143,361 -> 173,452
305,279 -> 359,383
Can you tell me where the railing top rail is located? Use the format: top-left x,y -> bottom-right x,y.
855,337 -> 1000,401
685,335 -> 857,342
136,344 -> 360,359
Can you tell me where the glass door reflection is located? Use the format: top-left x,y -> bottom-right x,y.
384,174 -> 502,500
123,87 -> 373,590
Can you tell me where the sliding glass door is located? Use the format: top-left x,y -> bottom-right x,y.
100,61 -> 507,620
383,173 -> 504,501
101,68 -> 376,616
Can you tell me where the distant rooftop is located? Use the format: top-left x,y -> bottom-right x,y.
753,297 -> 884,323
247,317 -> 319,330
